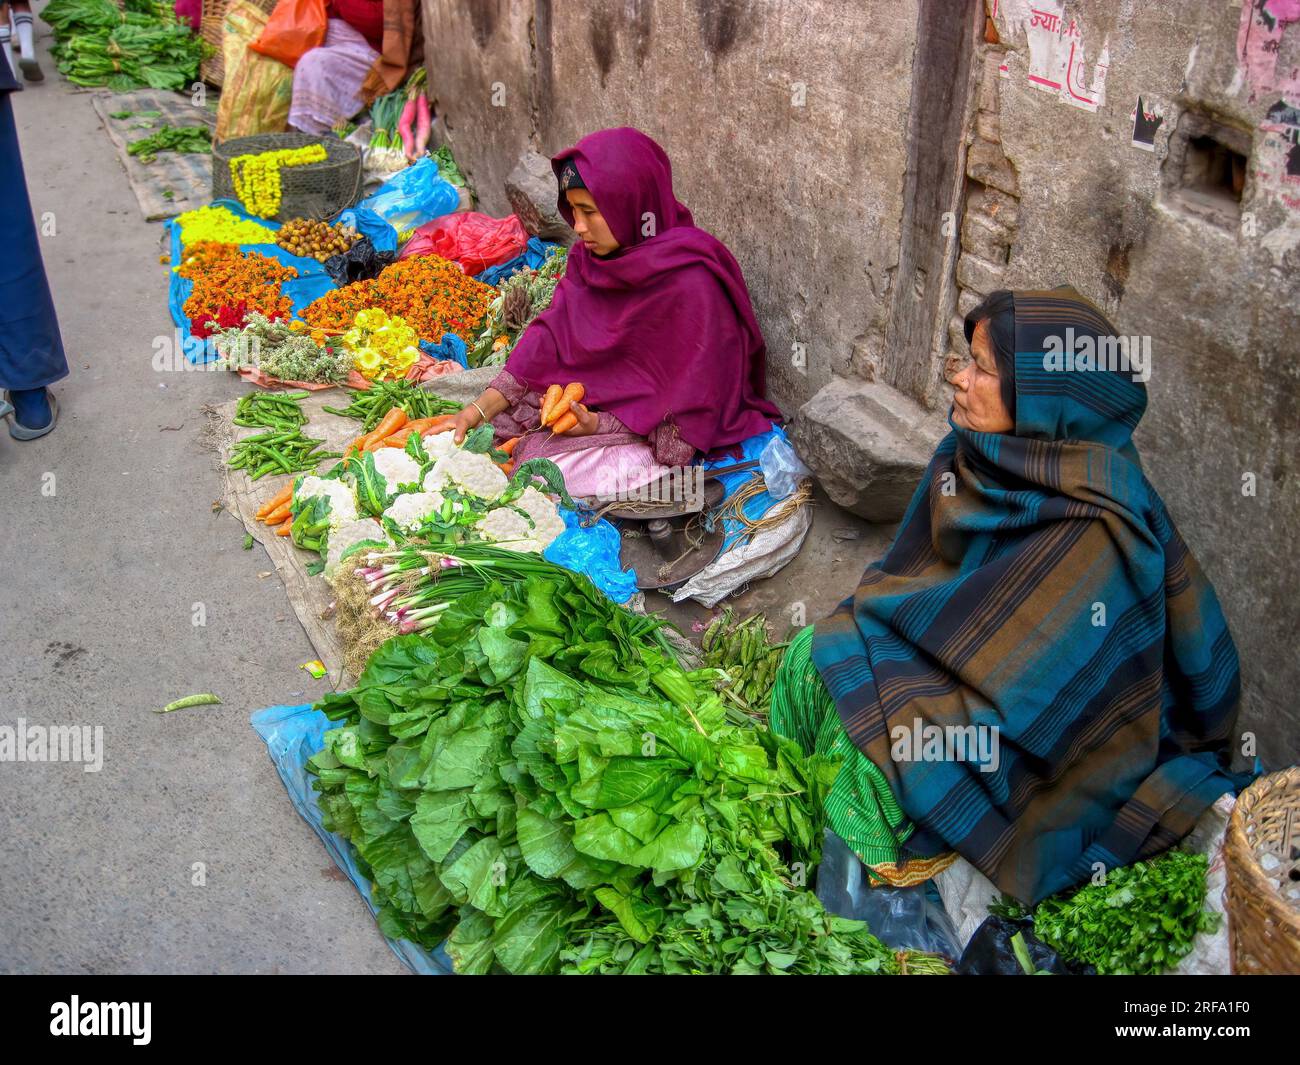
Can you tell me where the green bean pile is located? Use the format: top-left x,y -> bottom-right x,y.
228,391 -> 340,480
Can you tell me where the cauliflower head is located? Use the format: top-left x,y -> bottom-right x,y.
324,519 -> 389,579
371,448 -> 423,492
423,449 -> 508,500
295,475 -> 359,529
383,491 -> 446,532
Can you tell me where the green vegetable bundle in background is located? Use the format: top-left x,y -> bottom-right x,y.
127,124 -> 210,164
310,553 -> 949,975
42,0 -> 208,93
469,248 -> 567,368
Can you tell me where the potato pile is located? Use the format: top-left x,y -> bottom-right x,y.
275,219 -> 359,262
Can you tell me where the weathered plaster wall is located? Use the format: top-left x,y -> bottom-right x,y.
422,0 -> 922,410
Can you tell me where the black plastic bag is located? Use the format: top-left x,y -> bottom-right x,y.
324,236 -> 396,286
814,831 -> 962,958
955,916 -> 1096,975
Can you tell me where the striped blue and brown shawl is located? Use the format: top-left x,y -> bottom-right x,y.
811,289 -> 1241,904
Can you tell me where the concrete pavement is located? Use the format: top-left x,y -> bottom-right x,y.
0,25 -> 403,974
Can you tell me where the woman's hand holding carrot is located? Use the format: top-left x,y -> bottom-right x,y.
552,401 -> 599,436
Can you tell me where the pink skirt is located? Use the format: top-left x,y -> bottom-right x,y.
288,20 -> 378,135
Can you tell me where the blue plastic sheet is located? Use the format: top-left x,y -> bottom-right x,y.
164,200 -> 336,364
704,423 -> 791,552
419,332 -> 468,369
357,157 -> 459,233
333,205 -> 398,254
474,236 -> 562,287
249,703 -> 453,975
545,507 -> 638,604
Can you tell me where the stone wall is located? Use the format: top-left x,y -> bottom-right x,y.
421,0 -> 1300,762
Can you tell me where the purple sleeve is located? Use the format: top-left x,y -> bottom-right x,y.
489,369 -> 528,407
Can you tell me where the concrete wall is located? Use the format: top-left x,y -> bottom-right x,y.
422,0 -> 923,409
422,0 -> 1300,763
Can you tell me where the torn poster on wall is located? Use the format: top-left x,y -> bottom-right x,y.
1231,0 -> 1300,103
992,0 -> 1110,112
1131,95 -> 1165,151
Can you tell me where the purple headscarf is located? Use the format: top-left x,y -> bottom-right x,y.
504,127 -> 781,453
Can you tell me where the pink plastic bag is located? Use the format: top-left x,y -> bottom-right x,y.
399,212 -> 528,275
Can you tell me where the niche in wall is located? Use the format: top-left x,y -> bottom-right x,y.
1162,109 -> 1252,230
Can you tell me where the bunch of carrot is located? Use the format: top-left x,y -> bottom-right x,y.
255,480 -> 297,536
539,382 -> 586,435
343,407 -> 455,457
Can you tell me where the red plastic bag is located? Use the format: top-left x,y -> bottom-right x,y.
248,0 -> 328,68
398,212 -> 529,275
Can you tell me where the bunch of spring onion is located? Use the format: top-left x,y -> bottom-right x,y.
366,88 -> 409,173
353,543 -> 559,634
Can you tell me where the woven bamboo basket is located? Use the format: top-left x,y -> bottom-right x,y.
213,132 -> 363,222
199,0 -> 278,87
1224,765 -> 1300,974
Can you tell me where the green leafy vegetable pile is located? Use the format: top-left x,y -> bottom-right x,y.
310,554 -> 948,974
42,0 -> 207,92
126,124 -> 211,164
1030,850 -> 1218,975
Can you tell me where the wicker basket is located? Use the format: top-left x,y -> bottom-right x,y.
200,0 -> 279,87
213,132 -> 363,222
1224,766 -> 1300,974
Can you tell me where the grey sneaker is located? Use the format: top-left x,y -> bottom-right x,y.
18,56 -> 43,82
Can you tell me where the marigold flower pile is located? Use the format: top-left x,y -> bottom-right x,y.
180,243 -> 297,326
301,255 -> 493,343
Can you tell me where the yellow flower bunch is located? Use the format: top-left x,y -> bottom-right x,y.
342,308 -> 421,381
229,144 -> 328,219
174,205 -> 275,249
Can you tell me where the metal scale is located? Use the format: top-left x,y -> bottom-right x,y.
578,461 -> 759,590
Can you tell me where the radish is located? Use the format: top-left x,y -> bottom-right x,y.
398,95 -> 417,160
414,94 -> 432,158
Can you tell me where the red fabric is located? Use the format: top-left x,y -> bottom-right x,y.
398,212 -> 529,275
328,0 -> 385,51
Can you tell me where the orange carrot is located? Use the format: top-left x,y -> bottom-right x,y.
420,415 -> 456,436
369,407 -> 408,441
256,482 -> 293,518
539,384 -> 563,426
275,519 -> 293,536
263,501 -> 292,525
383,429 -> 413,447
551,410 -> 579,435
545,382 -> 585,427
498,436 -> 520,456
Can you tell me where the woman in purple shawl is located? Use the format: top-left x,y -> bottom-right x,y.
436,127 -> 781,496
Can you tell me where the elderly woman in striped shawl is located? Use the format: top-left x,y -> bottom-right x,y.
772,288 -> 1243,905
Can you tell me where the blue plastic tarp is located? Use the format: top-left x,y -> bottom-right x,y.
545,507 -> 639,604
474,236 -> 562,287
249,703 -> 454,975
419,332 -> 468,369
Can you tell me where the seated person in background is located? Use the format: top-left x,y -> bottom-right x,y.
771,288 -> 1244,904
289,0 -> 420,136
437,127 -> 782,498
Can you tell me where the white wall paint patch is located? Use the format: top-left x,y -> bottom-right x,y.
992,0 -> 1110,112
